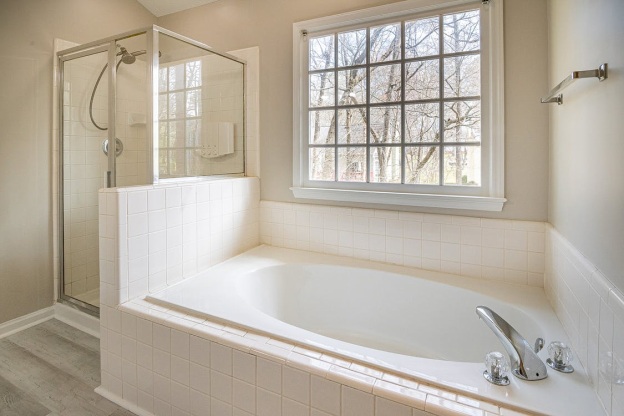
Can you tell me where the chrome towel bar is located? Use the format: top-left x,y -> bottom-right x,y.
541,63 -> 608,105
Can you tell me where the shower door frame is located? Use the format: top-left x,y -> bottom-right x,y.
56,26 -> 247,316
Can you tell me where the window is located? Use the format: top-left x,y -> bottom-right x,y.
293,0 -> 505,211
158,59 -> 202,177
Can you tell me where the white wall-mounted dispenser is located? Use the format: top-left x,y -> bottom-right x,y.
199,122 -> 235,158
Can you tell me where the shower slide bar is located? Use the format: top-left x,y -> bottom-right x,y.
541,63 -> 608,105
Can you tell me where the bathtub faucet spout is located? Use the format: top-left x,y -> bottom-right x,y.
476,306 -> 548,381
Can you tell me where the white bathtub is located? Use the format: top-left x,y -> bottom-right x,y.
147,245 -> 602,415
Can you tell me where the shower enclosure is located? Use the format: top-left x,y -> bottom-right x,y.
57,26 -> 245,314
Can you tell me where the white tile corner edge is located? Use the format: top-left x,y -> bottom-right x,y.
546,224 -> 623,416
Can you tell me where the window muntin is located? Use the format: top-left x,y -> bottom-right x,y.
306,9 -> 482,189
158,60 -> 202,177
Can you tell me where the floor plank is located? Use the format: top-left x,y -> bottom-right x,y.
0,373 -> 49,416
0,319 -> 135,416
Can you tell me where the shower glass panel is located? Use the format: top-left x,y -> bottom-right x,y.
57,26 -> 246,314
156,33 -> 245,179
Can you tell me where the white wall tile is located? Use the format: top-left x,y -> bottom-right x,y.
172,329 -> 190,359
375,397 -> 411,416
171,356 -> 190,386
257,388 -> 282,416
342,386 -> 374,416
190,363 -> 211,395
211,343 -> 233,376
233,350 -> 256,384
257,357 -> 282,394
153,323 -> 171,352
282,397 -> 309,416
128,191 -> 148,214
232,379 -> 256,414
282,366 -> 310,405
211,370 -> 233,404
310,375 -> 340,416
171,380 -> 190,412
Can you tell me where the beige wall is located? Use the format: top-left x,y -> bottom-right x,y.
548,0 -> 624,292
159,0 -> 550,221
0,0 -> 156,324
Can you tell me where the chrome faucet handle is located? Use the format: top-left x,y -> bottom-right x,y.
534,337 -> 545,353
484,351 -> 510,386
546,341 -> 574,373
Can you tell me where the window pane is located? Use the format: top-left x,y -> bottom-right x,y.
169,121 -> 185,148
309,72 -> 335,107
338,147 -> 366,182
406,103 -> 439,143
443,55 -> 480,97
186,119 -> 201,147
370,64 -> 401,103
309,35 -> 335,71
338,68 -> 366,105
186,89 -> 201,117
309,110 -> 335,144
370,146 -> 401,183
158,94 -> 167,120
405,60 -> 439,100
370,23 -> 401,63
159,67 -> 168,92
443,10 -> 480,53
338,108 -> 366,144
405,146 -> 439,185
168,64 -> 185,90
159,122 -> 168,148
186,149 -> 198,176
159,150 -> 168,175
169,92 -> 185,119
405,17 -> 439,58
338,29 -> 367,67
309,148 -> 335,181
186,61 -> 201,88
443,101 -> 480,142
443,145 -> 480,185
370,106 -> 401,144
169,149 -> 185,176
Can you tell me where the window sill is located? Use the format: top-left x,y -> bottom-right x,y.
290,187 -> 506,212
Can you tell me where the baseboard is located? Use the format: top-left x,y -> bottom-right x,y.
0,307 -> 55,340
54,302 -> 100,338
95,386 -> 155,416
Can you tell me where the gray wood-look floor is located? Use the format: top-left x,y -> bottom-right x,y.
0,319 -> 136,416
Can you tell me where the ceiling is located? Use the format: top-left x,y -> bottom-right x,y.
136,0 -> 220,17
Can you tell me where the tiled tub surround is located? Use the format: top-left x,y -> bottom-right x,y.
99,298 -> 537,416
97,193 -> 604,415
260,201 -> 546,287
545,226 -> 624,416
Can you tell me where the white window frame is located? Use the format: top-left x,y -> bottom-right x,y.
292,0 -> 505,211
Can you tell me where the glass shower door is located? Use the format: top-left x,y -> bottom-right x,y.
61,48 -> 110,310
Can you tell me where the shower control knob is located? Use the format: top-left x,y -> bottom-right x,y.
546,341 -> 574,373
484,351 -> 510,386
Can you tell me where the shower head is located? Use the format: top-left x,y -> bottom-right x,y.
118,47 -> 136,64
